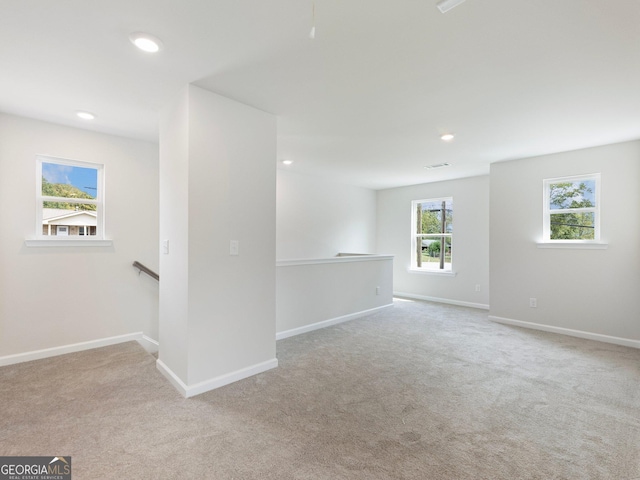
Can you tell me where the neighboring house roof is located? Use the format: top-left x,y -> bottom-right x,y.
43,208 -> 97,226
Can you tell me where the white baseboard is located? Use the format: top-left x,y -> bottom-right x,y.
156,357 -> 279,398
0,332 -> 159,367
489,315 -> 640,349
276,303 -> 394,341
394,292 -> 489,310
138,335 -> 159,354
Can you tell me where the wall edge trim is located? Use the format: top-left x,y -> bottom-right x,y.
138,335 -> 159,353
277,254 -> 393,267
489,315 -> 640,349
276,303 -> 394,341
156,359 -> 189,397
157,358 -> 279,398
394,292 -> 489,310
0,332 -> 152,367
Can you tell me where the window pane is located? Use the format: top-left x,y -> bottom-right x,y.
550,212 -> 595,240
549,179 -> 596,210
43,199 -> 96,211
42,162 -> 97,200
418,200 -> 453,234
419,236 -> 452,270
42,203 -> 98,236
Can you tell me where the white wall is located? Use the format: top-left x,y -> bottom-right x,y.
276,169 -> 377,259
377,175 -> 490,308
159,85 -> 277,393
490,141 -> 640,341
0,113 -> 159,357
276,256 -> 394,336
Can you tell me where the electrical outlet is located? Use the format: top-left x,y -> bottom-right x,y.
529,298 -> 537,308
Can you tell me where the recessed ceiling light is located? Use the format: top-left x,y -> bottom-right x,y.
440,133 -> 455,141
129,32 -> 163,53
76,111 -> 95,120
282,160 -> 293,165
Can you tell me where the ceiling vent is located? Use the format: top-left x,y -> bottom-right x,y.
424,162 -> 451,169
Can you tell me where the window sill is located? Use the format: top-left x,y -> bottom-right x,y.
536,242 -> 608,250
25,238 -> 113,248
408,268 -> 457,277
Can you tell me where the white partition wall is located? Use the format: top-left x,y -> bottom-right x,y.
158,85 -> 278,397
276,255 -> 394,338
275,171 -> 386,338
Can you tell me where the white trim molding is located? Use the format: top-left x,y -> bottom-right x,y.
156,358 -> 279,398
276,304 -> 394,340
542,173 -> 601,243
276,254 -> 393,267
394,292 -> 489,310
489,315 -> 640,350
35,155 -> 106,241
138,335 -> 159,354
25,238 -> 113,247
0,332 -> 157,367
536,242 -> 608,249
407,268 -> 457,277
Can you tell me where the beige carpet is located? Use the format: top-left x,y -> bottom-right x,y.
1,299 -> 639,479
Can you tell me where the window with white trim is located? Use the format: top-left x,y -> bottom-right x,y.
36,156 -> 104,239
543,174 -> 600,242
411,197 -> 453,271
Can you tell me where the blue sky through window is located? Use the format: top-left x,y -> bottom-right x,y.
42,162 -> 97,198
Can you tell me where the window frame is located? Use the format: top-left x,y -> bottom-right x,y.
31,155 -> 108,245
410,196 -> 453,273
542,173 -> 600,244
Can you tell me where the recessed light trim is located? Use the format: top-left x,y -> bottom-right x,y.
282,160 -> 293,165
129,32 -> 163,53
440,133 -> 455,141
76,111 -> 95,120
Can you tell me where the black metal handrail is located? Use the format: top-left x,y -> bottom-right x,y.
133,261 -> 159,281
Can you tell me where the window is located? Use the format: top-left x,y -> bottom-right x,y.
543,174 -> 600,242
36,156 -> 104,240
78,226 -> 96,236
411,197 -> 453,271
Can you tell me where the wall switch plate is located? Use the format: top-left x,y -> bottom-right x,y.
376,286 -> 380,295
162,240 -> 169,255
230,240 -> 239,256
475,284 -> 481,292
529,297 -> 537,308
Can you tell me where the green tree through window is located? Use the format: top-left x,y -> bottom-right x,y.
544,175 -> 599,242
42,177 -> 97,211
412,198 -> 453,271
